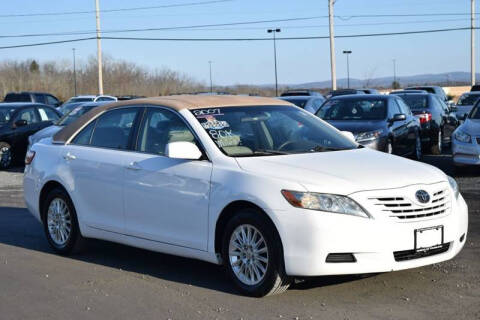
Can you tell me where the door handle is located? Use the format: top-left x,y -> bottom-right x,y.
63,153 -> 76,161
126,161 -> 141,170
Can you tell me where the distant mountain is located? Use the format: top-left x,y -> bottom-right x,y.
280,71 -> 478,89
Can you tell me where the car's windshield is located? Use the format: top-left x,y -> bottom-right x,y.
57,105 -> 95,126
281,98 -> 308,108
316,98 -> 387,120
397,95 -> 428,110
191,106 -> 357,157
469,105 -> 480,119
68,97 -> 94,103
0,107 -> 15,124
457,94 -> 480,106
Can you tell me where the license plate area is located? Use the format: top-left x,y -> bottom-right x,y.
414,226 -> 444,251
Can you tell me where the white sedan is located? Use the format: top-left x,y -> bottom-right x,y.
452,101 -> 480,166
24,95 -> 468,297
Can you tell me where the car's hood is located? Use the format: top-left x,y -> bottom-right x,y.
30,125 -> 62,144
324,120 -> 385,134
458,118 -> 480,134
235,148 -> 446,195
455,105 -> 473,117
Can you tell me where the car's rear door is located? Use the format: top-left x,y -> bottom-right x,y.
63,107 -> 141,233
122,107 -> 212,251
388,99 -> 409,155
395,98 -> 418,154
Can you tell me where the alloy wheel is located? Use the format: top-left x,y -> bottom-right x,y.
437,131 -> 443,154
47,198 -> 72,247
229,224 -> 269,286
0,145 -> 12,169
415,135 -> 422,160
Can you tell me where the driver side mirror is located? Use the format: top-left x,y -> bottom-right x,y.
165,141 -> 202,160
391,113 -> 406,122
13,119 -> 27,128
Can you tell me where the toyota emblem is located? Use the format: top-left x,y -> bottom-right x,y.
415,190 -> 430,204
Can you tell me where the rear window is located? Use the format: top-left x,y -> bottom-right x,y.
282,98 -> 308,108
398,95 -> 428,110
407,87 -> 435,94
4,93 -> 31,102
457,94 -> 480,106
0,107 -> 15,124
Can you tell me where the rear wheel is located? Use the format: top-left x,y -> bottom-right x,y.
385,139 -> 393,154
412,132 -> 422,160
0,142 -> 12,170
430,129 -> 442,155
221,208 -> 291,297
42,187 -> 85,254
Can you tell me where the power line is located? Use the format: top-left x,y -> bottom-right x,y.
0,0 -> 233,18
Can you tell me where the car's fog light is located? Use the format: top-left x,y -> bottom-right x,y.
325,253 -> 356,263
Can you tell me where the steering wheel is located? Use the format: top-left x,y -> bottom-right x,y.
277,140 -> 297,151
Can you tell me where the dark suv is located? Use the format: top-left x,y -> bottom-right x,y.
280,90 -> 322,97
4,92 -> 62,108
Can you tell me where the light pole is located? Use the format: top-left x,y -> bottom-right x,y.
328,0 -> 337,90
343,50 -> 352,88
208,61 -> 213,93
471,0 -> 476,86
267,28 -> 281,96
393,59 -> 397,88
95,0 -> 104,95
72,48 -> 77,96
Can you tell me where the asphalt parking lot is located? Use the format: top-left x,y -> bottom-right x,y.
0,153 -> 479,320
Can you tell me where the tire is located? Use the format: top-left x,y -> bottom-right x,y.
221,208 -> 291,297
411,132 -> 423,161
41,187 -> 85,255
430,129 -> 442,155
0,142 -> 13,170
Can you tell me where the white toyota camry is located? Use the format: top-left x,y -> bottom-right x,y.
24,96 -> 468,297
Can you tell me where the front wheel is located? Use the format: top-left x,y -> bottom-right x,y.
221,209 -> 291,297
430,129 -> 443,155
0,142 -> 13,170
42,187 -> 85,255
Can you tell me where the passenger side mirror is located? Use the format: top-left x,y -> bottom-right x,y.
165,141 -> 202,160
391,113 -> 406,122
341,131 -> 355,141
13,119 -> 27,128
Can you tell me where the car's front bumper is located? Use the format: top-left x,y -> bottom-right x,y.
452,138 -> 480,165
273,183 -> 468,277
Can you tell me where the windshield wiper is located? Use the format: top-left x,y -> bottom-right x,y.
310,145 -> 348,152
233,150 -> 290,157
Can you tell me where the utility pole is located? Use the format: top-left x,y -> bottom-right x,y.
472,0 -> 476,86
328,0 -> 337,90
72,48 -> 77,96
208,61 -> 213,93
267,28 -> 281,96
393,59 -> 397,88
343,50 -> 352,88
95,0 -> 104,95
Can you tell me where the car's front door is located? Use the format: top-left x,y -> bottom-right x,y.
123,107 -> 212,251
64,107 -> 141,233
388,100 -> 409,155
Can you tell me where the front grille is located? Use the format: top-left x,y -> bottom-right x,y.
393,243 -> 450,262
369,188 -> 450,220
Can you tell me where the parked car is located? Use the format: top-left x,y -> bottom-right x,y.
452,100 -> 480,167
326,89 -> 366,98
394,93 -> 458,154
58,95 -> 117,114
390,90 -> 428,95
404,86 -> 448,103
358,88 -> 380,94
4,91 -> 62,108
278,95 -> 326,114
280,89 -> 322,97
0,103 -> 61,169
470,84 -> 480,92
116,95 -> 146,101
24,96 -> 467,297
316,95 -> 422,159
454,92 -> 480,120
28,101 -> 109,150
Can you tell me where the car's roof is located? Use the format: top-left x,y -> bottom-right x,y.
330,94 -> 388,100
53,95 -> 293,144
461,91 -> 480,95
0,102 -> 45,108
279,95 -> 314,100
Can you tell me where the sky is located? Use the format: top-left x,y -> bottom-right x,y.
0,0 -> 477,86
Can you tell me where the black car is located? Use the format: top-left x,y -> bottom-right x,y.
4,91 -> 62,108
404,86 -> 448,103
280,89 -> 322,97
0,103 -> 61,169
278,95 -> 326,114
359,88 -> 380,94
394,93 -> 458,154
390,89 -> 427,95
316,95 -> 422,159
326,89 -> 366,98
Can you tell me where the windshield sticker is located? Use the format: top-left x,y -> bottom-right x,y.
193,108 -> 223,118
216,135 -> 241,148
208,129 -> 234,140
201,116 -> 230,130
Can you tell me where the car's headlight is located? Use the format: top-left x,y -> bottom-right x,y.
281,190 -> 371,218
447,176 -> 459,199
454,130 -> 471,143
355,129 -> 384,142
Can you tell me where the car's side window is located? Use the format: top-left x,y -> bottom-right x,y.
396,99 -> 412,116
14,108 -> 39,124
34,94 -> 46,104
37,107 -> 60,122
46,95 -> 59,105
72,121 -> 96,145
89,108 -> 139,150
388,100 -> 401,118
136,108 -> 196,155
